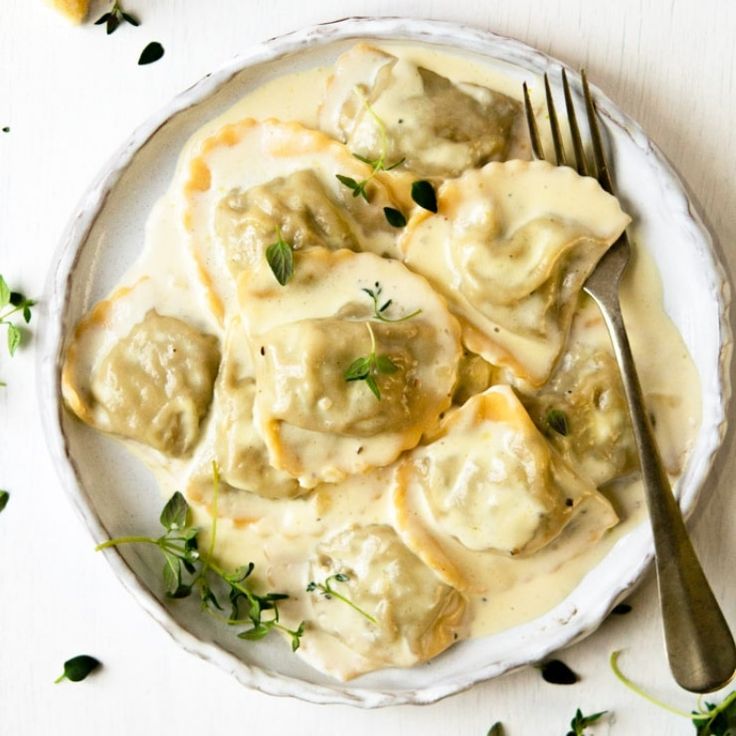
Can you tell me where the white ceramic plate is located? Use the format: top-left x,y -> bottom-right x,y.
38,17 -> 731,708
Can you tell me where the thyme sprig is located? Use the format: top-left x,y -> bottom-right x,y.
611,650 -> 736,735
336,88 -> 404,210
96,464 -> 304,651
362,281 -> 421,323
307,573 -> 377,624
94,1 -> 139,34
566,708 -> 607,736
344,322 -> 398,400
0,276 -> 36,383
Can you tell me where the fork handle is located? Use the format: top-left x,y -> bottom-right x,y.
592,294 -> 736,693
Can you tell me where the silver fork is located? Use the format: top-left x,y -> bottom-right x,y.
523,70 -> 736,693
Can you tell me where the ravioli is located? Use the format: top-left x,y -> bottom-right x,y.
400,160 -> 631,385
238,247 -> 462,487
307,524 -> 466,673
391,386 -> 618,590
211,316 -> 305,498
62,292 -> 220,457
320,43 -> 521,177
181,118 -> 405,320
522,344 -> 637,487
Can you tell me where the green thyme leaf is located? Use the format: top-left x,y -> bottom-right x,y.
344,323 -> 400,401
0,276 -> 9,308
265,230 -> 294,286
384,157 -> 405,171
383,206 -> 407,228
546,408 -> 569,436
95,2 -> 140,34
365,373 -> 380,400
0,277 -> 37,376
1,127 -> 9,133
611,603 -> 632,615
121,11 -> 140,26
487,724 -> 505,736
375,354 -> 398,374
238,623 -> 272,641
7,324 -> 20,356
54,655 -> 101,684
336,173 -> 359,190
344,356 -> 372,381
0,490 -> 8,514
538,658 -> 578,685
566,708 -> 607,736
159,491 -> 189,530
411,180 -> 438,212
138,41 -> 164,66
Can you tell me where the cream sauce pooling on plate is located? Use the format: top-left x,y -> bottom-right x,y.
61,42 -> 702,682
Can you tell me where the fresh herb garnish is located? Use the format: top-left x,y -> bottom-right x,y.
307,573 -> 377,624
611,602 -> 632,615
0,276 -> 36,381
1,127 -> 9,133
336,88 -> 404,203
538,658 -> 579,685
54,655 -> 101,684
611,650 -> 736,735
546,408 -> 570,436
265,228 -> 294,286
0,490 -> 8,514
566,708 -> 607,736
94,1 -> 139,34
344,322 -> 399,400
96,465 -> 304,652
383,206 -> 407,228
138,41 -> 165,66
362,281 -> 421,323
411,180 -> 438,213
487,723 -> 505,736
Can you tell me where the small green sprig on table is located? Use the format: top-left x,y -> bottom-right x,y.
565,708 -> 607,736
96,464 -> 305,651
94,1 -> 140,35
611,650 -> 736,735
55,655 -> 101,684
0,275 -> 36,384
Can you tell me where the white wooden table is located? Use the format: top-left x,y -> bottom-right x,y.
1,1 -> 734,733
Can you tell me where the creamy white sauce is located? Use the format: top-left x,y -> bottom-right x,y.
63,43 -> 702,681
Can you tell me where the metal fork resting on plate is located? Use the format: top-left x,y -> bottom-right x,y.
522,70 -> 736,693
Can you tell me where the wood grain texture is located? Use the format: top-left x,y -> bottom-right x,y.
0,1 -> 734,734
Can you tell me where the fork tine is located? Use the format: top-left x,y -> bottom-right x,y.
544,73 -> 566,166
523,81 -> 546,161
581,69 -> 615,195
561,69 -> 588,176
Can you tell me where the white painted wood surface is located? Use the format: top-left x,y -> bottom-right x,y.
1,1 -> 734,733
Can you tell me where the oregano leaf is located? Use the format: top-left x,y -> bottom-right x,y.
411,180 -> 438,212
138,42 -> 165,66
54,655 -> 101,684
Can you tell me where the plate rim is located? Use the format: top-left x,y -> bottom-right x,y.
36,15 -> 733,708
